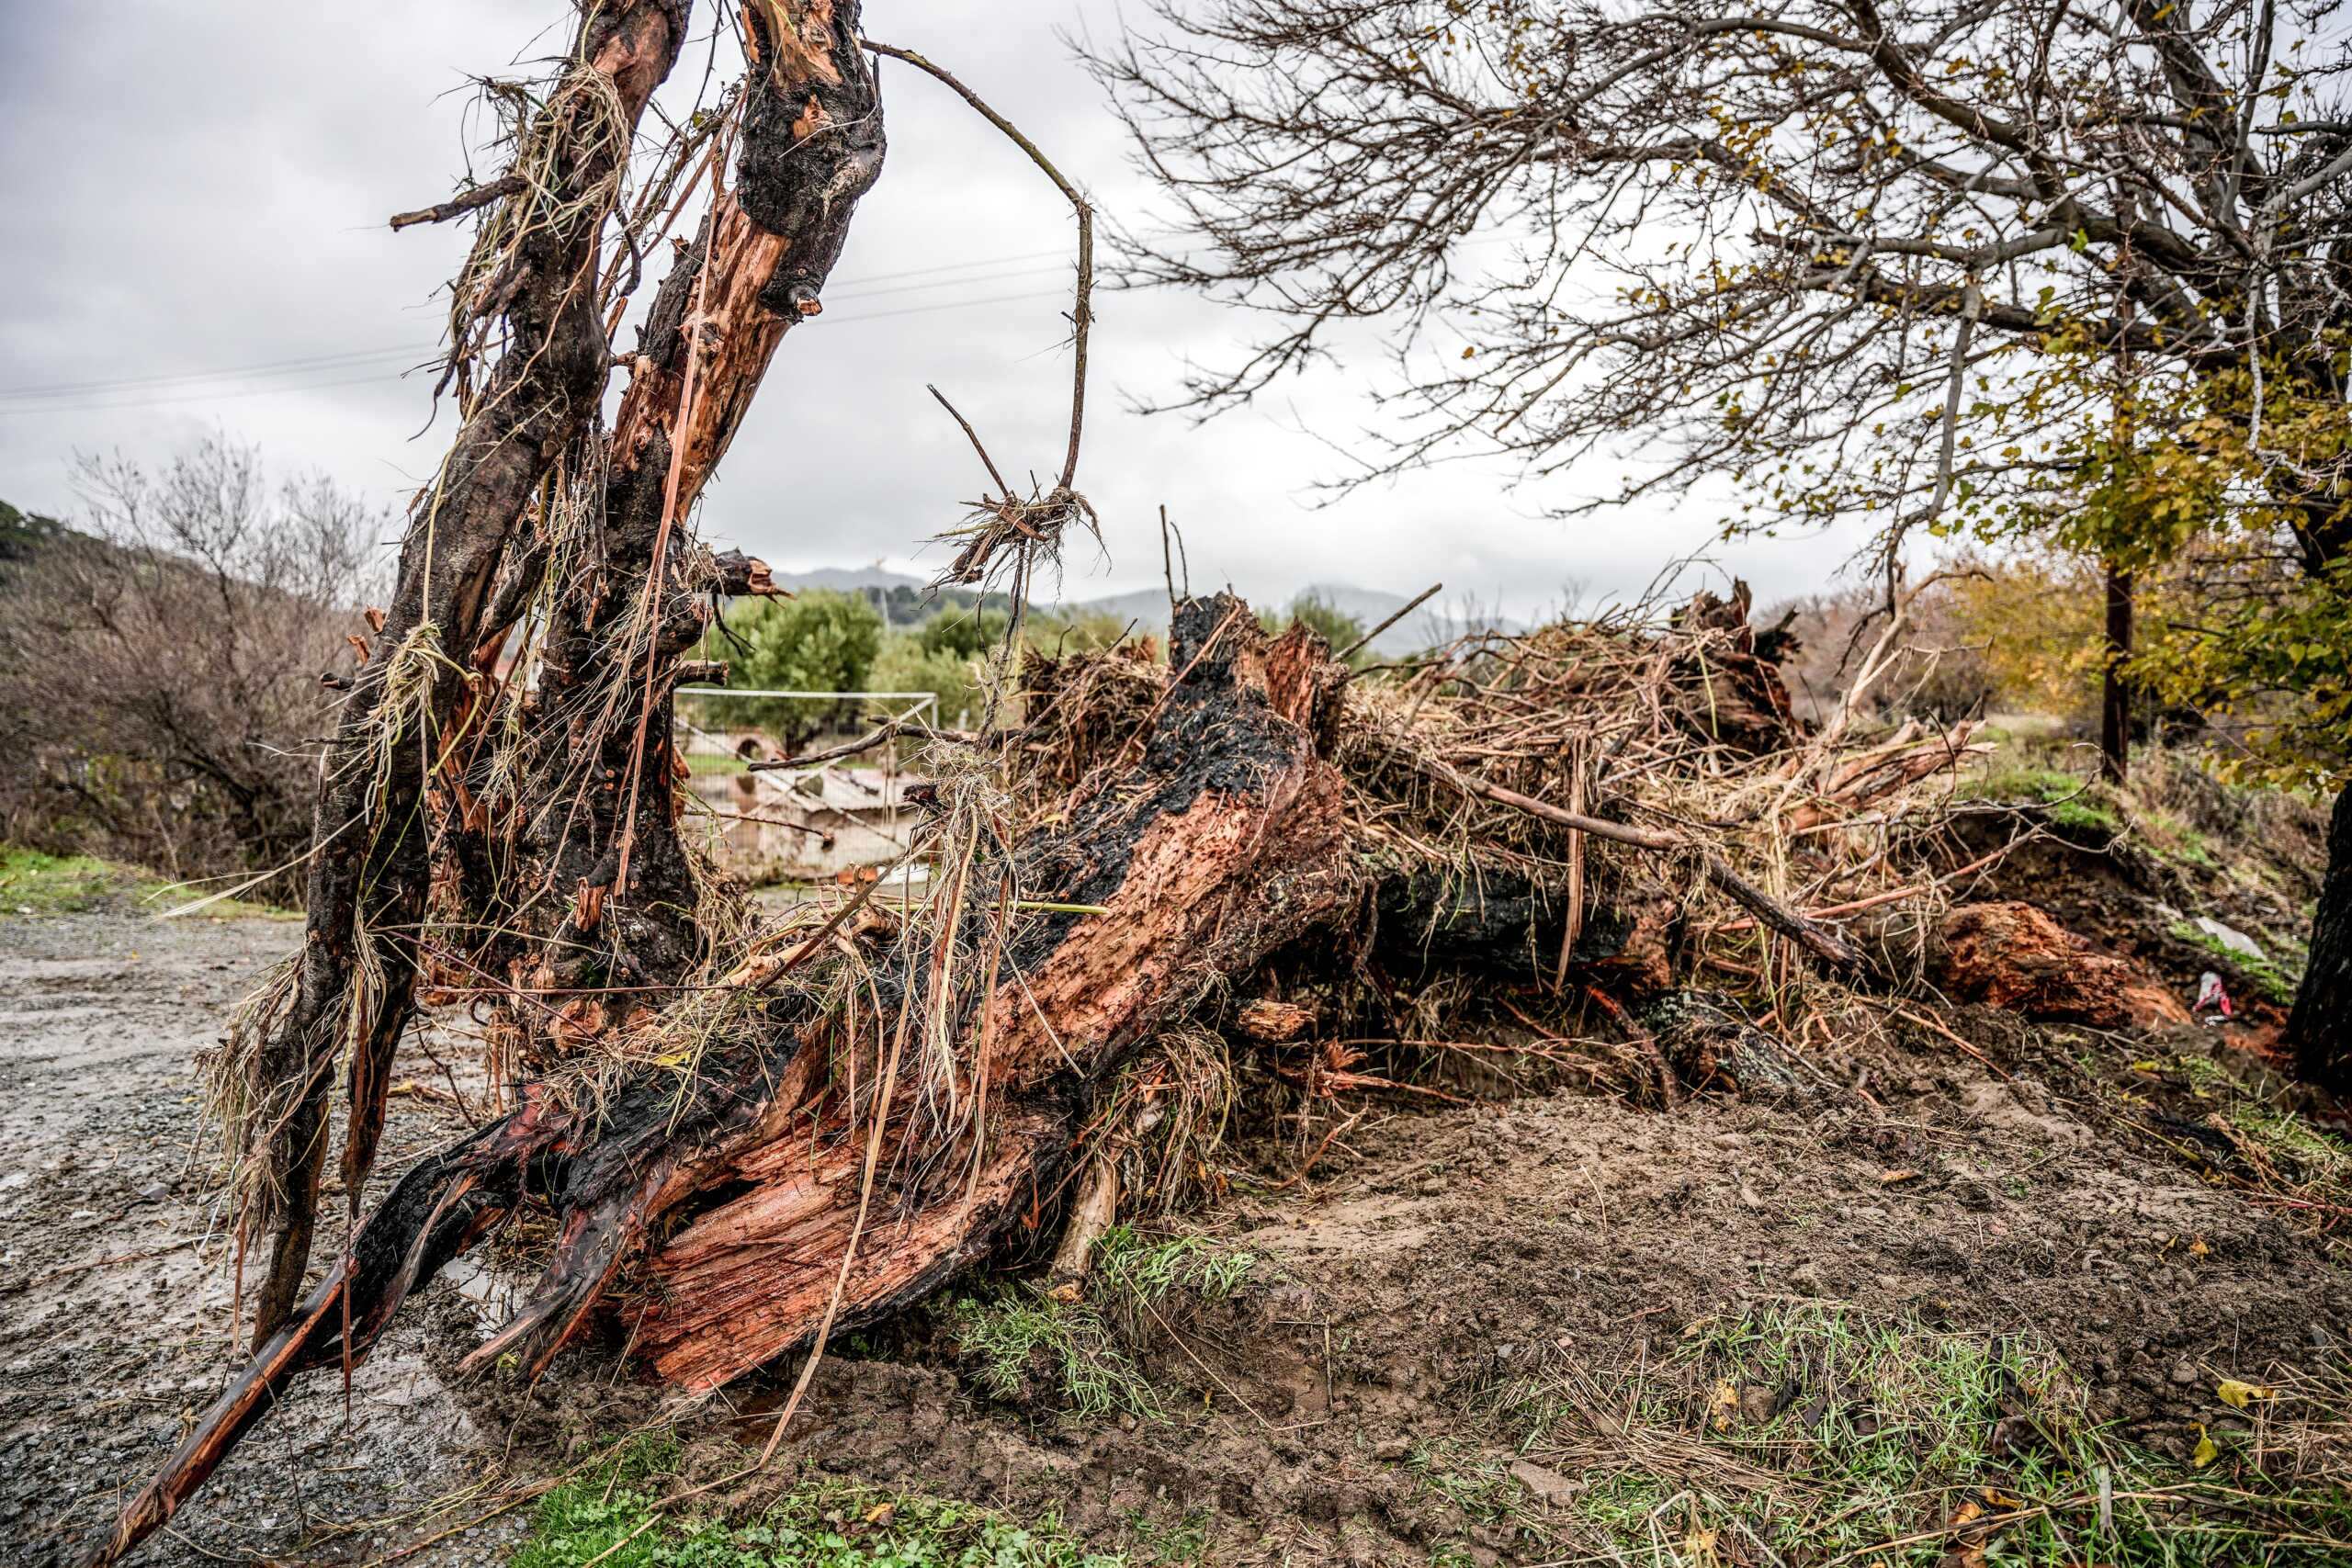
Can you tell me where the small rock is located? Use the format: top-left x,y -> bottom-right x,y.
1509,1459 -> 1585,1507
2171,1361 -> 2199,1386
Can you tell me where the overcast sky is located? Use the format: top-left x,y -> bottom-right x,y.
0,1 -> 1871,617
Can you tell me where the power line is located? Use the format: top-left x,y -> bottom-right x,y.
0,263 -> 1079,410
0,288 -> 1077,418
0,245 -> 1088,410
0,368 -> 435,420
0,343 -> 440,403
817,245 -> 1073,288
825,260 -> 1070,302
831,286 -> 1069,323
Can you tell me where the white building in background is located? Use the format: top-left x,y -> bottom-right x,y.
685,756 -> 924,885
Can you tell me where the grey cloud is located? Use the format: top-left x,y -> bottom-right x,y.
0,1 -> 1862,618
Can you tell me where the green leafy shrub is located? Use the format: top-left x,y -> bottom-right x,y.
719,589 -> 885,743
872,635 -> 978,729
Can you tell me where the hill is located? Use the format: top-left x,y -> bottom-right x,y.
772,563 -> 1516,656
1069,581 -> 1519,658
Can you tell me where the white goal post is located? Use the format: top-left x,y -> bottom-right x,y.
672,687 -> 938,769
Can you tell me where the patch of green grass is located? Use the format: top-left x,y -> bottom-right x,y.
514,1445 -> 1123,1568
2163,1048 -> 2240,1100
2138,807 -> 2219,868
952,1230 -> 1255,1424
1117,1507 -> 1211,1565
1405,1438 -> 1542,1531
0,847 -> 135,917
2109,1049 -> 2352,1215
1091,1226 -> 1255,1314
0,844 -> 290,920
2231,1104 -> 2352,1188
1959,767 -> 2120,833
952,1293 -> 1162,1422
2167,920 -> 2301,1005
1508,1304 -> 2352,1565
1398,1437 -> 1554,1564
1568,1471 -> 1677,1545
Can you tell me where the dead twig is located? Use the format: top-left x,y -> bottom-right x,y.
865,39 -> 1091,493
388,174 -> 526,231
1338,581 -> 1442,662
1416,754 -> 1858,966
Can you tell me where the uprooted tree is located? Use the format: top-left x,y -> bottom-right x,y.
94,4 -> 2049,1561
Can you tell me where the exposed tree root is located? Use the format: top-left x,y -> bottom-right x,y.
96,6 -> 2021,1561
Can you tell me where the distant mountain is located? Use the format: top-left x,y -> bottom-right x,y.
772,564 -> 1009,627
1064,586 -> 1182,635
1067,581 -> 1519,658
773,563 -> 929,594
771,564 -> 1518,655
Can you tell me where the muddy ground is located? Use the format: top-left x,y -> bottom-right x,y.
5,892 -> 2349,1564
0,899 -> 531,1566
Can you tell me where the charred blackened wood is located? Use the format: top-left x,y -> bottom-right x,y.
1369,866 -> 1679,992
631,600 -> 1355,1389
243,1 -> 691,1345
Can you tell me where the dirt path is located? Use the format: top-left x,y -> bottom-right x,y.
0,901 -> 543,1566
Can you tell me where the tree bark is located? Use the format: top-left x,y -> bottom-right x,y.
620,601 -> 1354,1388
243,0 -> 690,1345
2290,781 -> 2352,1093
443,0 -> 887,1076
2100,559 -> 2133,786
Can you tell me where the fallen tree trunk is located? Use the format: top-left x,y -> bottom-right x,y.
99,598 -> 1356,1549
105,591 -> 1989,1560
633,603 -> 1353,1385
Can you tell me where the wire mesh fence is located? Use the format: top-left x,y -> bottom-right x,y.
673,689 -> 936,886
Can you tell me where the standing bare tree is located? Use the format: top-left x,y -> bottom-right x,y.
0,438 -> 384,897
1091,0 -> 2352,1085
